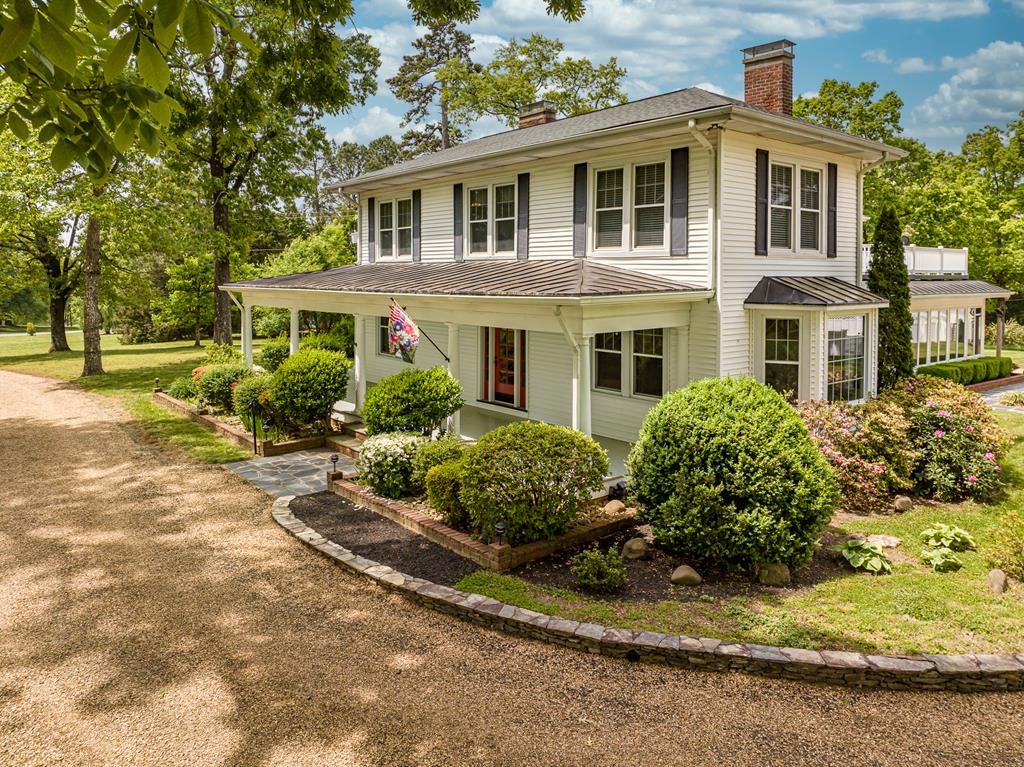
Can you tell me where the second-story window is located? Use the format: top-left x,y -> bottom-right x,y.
378,198 -> 411,258
770,164 -> 793,249
595,168 -> 624,248
379,201 -> 394,255
494,183 -> 516,253
469,187 -> 488,253
397,198 -> 413,256
800,169 -> 820,250
633,163 -> 665,247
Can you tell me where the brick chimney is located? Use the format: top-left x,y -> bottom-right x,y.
741,39 -> 795,115
518,100 -> 558,128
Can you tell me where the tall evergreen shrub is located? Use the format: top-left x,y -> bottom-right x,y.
866,206 -> 915,391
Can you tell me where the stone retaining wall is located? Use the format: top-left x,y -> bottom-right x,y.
273,495 -> 1024,693
329,473 -> 637,571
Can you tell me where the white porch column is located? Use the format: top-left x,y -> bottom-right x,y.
241,302 -> 253,366
577,335 -> 592,436
289,308 -> 300,355
447,322 -> 461,437
353,315 -> 366,410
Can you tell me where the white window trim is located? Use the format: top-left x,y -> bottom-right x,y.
376,196 -> 412,260
591,329 -> 667,401
752,311 -> 810,402
825,312 -> 869,404
767,154 -> 826,259
589,152 -> 671,257
464,180 -> 517,258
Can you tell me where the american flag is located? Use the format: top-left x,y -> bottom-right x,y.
388,302 -> 420,364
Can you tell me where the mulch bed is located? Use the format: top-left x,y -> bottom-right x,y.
290,491 -> 854,601
290,492 -> 478,586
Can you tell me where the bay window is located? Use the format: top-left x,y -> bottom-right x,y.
764,318 -> 800,396
827,315 -> 866,402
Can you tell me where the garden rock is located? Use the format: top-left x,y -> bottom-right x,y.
988,569 -> 1008,594
602,499 -> 626,515
621,538 -> 649,560
893,496 -> 913,512
866,534 -> 902,549
756,563 -> 791,587
670,565 -> 702,586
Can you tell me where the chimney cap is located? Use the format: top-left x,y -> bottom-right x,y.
519,100 -> 557,117
741,39 -> 795,62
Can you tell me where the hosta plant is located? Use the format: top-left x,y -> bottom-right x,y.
920,547 -> 963,572
833,539 -> 892,575
921,523 -> 976,552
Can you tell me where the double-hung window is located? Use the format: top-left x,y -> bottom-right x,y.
592,329 -> 664,398
633,163 -> 665,247
377,198 -> 411,259
764,318 -> 800,397
770,161 -> 824,253
769,164 -> 793,249
826,315 -> 866,402
396,198 -> 413,256
468,188 -> 488,253
379,201 -> 394,255
466,183 -> 515,255
595,169 -> 624,249
494,183 -> 516,253
799,169 -> 821,250
594,161 -> 668,251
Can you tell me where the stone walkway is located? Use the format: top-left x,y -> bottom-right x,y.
224,449 -> 355,497
980,377 -> 1024,412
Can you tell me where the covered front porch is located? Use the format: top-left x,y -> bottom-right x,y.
908,280 -> 1013,368
222,260 -> 712,477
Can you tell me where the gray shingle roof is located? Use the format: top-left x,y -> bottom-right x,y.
744,276 -> 888,307
909,279 -> 1012,298
224,260 -> 707,298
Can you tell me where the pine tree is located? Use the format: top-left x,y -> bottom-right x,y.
866,206 -> 915,390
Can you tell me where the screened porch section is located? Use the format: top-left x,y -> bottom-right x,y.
911,306 -> 984,367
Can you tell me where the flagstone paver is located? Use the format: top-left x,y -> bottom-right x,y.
225,449 -> 355,497
981,376 -> 1024,412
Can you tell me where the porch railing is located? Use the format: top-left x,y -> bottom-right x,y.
862,244 -> 968,277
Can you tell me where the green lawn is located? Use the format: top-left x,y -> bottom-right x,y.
0,333 -> 252,463
457,411 -> 1024,656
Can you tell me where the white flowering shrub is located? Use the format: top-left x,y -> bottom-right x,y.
357,432 -> 426,498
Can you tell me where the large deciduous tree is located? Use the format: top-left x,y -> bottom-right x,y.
440,34 -> 627,128
866,206 -> 915,390
387,21 -> 476,155
156,252 -> 214,346
168,1 -> 378,345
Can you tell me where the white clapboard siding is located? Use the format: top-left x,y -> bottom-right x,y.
363,318 -> 450,384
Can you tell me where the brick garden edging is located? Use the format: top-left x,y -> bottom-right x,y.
273,495 -> 1024,692
328,473 -> 637,571
968,372 -> 1024,393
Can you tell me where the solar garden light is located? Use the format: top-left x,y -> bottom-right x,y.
154,377 -> 160,391
495,521 -> 506,545
330,453 -> 339,472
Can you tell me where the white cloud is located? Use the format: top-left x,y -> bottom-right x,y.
333,106 -> 408,143
863,48 -> 892,64
895,56 -> 934,73
910,40 -> 1024,142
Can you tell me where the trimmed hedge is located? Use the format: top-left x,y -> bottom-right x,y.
411,437 -> 467,490
918,356 -> 1013,385
626,377 -> 839,571
232,372 -> 274,420
258,337 -> 290,372
268,348 -> 351,428
362,366 -> 464,435
425,458 -> 469,529
197,364 -> 250,411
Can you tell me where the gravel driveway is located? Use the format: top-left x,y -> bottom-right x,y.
1,369 -> 1021,767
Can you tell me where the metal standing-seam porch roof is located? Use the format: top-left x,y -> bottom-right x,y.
908,279 -> 1012,299
222,259 -> 708,299
744,276 -> 889,308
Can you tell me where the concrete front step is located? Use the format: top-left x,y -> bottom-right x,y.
325,434 -> 362,460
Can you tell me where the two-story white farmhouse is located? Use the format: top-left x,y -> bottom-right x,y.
224,40 -> 947,474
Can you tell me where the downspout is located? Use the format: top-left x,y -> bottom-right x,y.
555,306 -> 581,431
856,152 -> 890,287
687,119 -> 718,297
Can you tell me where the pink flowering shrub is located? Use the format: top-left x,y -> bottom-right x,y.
907,402 -> 1002,501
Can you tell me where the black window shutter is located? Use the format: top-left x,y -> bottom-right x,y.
517,172 -> 529,261
827,162 -> 838,258
670,147 -> 689,256
367,196 -> 376,263
755,149 -> 768,256
573,162 -> 587,257
453,183 -> 463,261
411,189 -> 421,262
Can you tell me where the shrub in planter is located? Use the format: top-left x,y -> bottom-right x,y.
362,366 -> 464,435
411,437 -> 467,490
205,342 -> 241,365
570,546 -> 626,592
627,377 -> 839,571
258,336 -> 290,372
232,372 -> 274,421
166,376 -> 197,401
268,348 -> 351,428
197,364 -> 250,411
987,510 -> 1024,580
357,432 -> 425,498
425,458 -> 469,529
459,421 -> 609,545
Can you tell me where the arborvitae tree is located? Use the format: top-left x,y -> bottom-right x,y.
866,205 -> 915,390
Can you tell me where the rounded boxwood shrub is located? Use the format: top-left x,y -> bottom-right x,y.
166,376 -> 197,401
362,366 -> 464,435
232,372 -> 274,420
268,348 -> 351,428
411,437 -> 467,490
357,432 -> 425,498
425,458 -> 469,529
459,421 -> 609,545
626,377 -> 839,571
258,337 -> 290,372
197,364 -> 251,411
570,546 -> 626,592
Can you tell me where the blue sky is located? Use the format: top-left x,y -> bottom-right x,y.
323,0 -> 1024,151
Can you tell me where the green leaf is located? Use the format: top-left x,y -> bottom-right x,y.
0,9 -> 36,64
7,110 -> 30,141
137,35 -> 170,90
227,23 -> 255,51
138,120 -> 161,155
149,96 -> 171,126
37,14 -> 78,74
182,0 -> 213,56
47,0 -> 77,28
38,121 -> 59,143
113,115 -> 137,152
153,13 -> 178,50
78,0 -> 109,25
108,3 -> 131,27
104,30 -> 136,82
50,138 -> 77,171
157,0 -> 186,27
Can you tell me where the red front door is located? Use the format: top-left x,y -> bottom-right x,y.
493,328 -> 516,404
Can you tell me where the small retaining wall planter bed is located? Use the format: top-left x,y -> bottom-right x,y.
273,495 -> 1024,692
328,471 -> 636,571
153,389 -> 328,457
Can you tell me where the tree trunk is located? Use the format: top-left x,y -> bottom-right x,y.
210,157 -> 234,346
48,292 -> 71,352
81,211 -> 104,376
